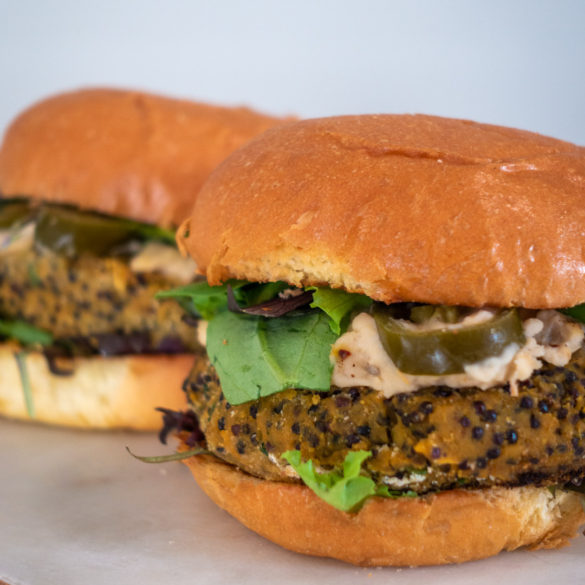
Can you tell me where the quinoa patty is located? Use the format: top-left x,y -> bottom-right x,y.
0,246 -> 199,352
185,349 -> 585,493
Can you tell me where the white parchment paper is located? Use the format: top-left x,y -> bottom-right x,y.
2,419 -> 584,585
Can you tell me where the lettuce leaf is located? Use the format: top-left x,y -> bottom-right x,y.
562,304 -> 585,323
158,280 -> 373,404
155,280 -> 247,320
282,450 -> 420,512
207,309 -> 336,404
282,450 -> 376,512
308,287 -> 373,334
14,351 -> 35,418
0,319 -> 53,346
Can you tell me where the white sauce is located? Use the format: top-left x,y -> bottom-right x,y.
197,320 -> 208,347
331,310 -> 584,398
0,223 -> 34,255
129,241 -> 197,283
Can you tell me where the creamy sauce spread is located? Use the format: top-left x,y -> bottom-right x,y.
197,320 -> 208,347
0,223 -> 34,255
331,310 -> 585,398
1,224 -> 196,285
129,241 -> 197,283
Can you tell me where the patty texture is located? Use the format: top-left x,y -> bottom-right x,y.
0,246 -> 199,352
185,349 -> 585,493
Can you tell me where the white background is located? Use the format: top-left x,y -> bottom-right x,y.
1,0 -> 584,143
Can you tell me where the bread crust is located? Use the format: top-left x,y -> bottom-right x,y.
0,343 -> 193,430
182,452 -> 585,566
0,88 -> 288,227
182,114 -> 585,308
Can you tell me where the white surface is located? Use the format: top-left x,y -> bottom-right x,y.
2,418 -> 585,585
1,0 -> 585,144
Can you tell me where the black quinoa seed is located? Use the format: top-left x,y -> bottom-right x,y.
472,426 -> 484,440
346,434 -> 361,447
476,457 -> 488,469
520,396 -> 534,409
485,410 -> 497,422
459,415 -> 471,428
473,401 -> 486,416
348,388 -> 360,402
217,417 -> 225,431
492,432 -> 504,446
357,424 -> 371,437
431,446 -> 441,459
486,447 -> 501,459
291,422 -> 300,435
506,429 -> 518,444
335,395 -> 351,408
530,414 -> 541,429
419,401 -> 434,414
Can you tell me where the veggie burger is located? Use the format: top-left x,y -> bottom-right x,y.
0,88 -> 285,429
160,114 -> 585,566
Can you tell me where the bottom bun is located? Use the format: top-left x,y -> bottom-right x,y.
182,452 -> 585,566
0,343 -> 193,430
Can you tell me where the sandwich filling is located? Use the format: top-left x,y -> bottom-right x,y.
0,197 -> 201,369
161,280 -> 585,511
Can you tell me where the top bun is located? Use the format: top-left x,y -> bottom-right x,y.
181,114 -> 585,308
0,88 -> 289,227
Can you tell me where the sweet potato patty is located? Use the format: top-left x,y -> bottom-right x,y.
0,246 -> 199,352
185,349 -> 585,492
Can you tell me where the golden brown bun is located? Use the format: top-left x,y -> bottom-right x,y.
0,343 -> 193,430
183,453 -> 585,567
181,114 -> 585,308
0,88 -> 289,227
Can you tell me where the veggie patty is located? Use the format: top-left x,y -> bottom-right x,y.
0,246 -> 199,352
185,349 -> 585,493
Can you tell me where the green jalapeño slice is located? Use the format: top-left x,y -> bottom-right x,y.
35,205 -> 136,256
372,305 -> 525,376
34,205 -> 175,257
0,198 -> 32,228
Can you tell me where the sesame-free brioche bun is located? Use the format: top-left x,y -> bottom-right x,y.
180,114 -> 585,308
0,343 -> 194,430
0,87 -> 289,227
182,452 -> 585,566
0,88 -> 289,430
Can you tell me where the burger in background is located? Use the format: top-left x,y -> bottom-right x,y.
0,87 -> 289,429
160,114 -> 585,565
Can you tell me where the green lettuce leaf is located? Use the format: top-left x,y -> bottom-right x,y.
308,287 -> 373,334
282,450 -> 375,512
14,351 -> 35,418
207,309 -> 336,404
282,450 -> 421,512
0,319 -> 53,346
157,280 -> 373,405
562,304 -> 585,323
155,280 -> 247,320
